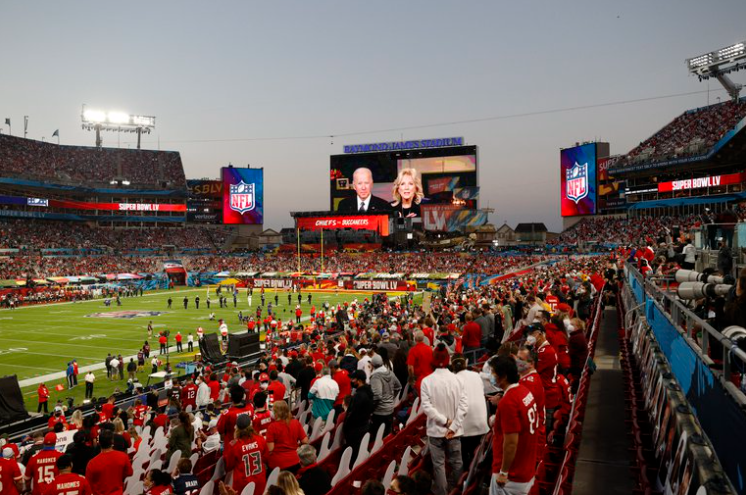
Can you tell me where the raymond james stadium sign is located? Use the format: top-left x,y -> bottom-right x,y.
343,137 -> 464,154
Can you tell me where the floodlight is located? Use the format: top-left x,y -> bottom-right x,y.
108,112 -> 130,124
122,180 -> 131,186
83,109 -> 106,123
687,40 -> 746,99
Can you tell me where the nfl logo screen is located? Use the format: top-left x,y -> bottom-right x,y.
230,181 -> 255,214
566,162 -> 588,203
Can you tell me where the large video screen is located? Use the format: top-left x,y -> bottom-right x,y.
222,168 -> 264,225
560,143 -> 597,217
330,145 -> 478,218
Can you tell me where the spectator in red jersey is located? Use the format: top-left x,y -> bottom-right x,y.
266,400 -> 308,473
251,392 -> 273,437
516,347 -> 547,461
541,312 -> 570,374
25,433 -> 63,495
43,454 -> 91,495
131,399 -> 149,427
85,429 -> 132,495
267,371 -> 287,406
224,414 -> 269,495
461,313 -> 483,361
209,373 -> 221,403
181,377 -> 198,411
488,356 -> 539,495
406,330 -> 434,393
527,325 -> 560,435
101,396 -> 115,422
217,386 -> 254,445
48,406 -> 68,430
0,447 -> 23,495
329,359 -> 351,419
37,383 -> 50,414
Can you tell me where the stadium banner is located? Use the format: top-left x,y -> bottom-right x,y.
657,172 -> 745,193
0,194 -> 186,212
296,215 -> 390,236
50,200 -> 186,212
560,143 -> 597,217
346,280 -> 416,291
422,205 -> 487,232
187,180 -> 223,198
222,167 -> 264,225
597,155 -> 621,182
330,145 -> 478,215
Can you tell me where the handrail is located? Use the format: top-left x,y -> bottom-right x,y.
626,264 -> 746,398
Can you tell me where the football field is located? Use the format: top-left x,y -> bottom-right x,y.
0,287 -> 413,411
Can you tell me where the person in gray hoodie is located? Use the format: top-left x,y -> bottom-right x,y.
369,354 -> 402,437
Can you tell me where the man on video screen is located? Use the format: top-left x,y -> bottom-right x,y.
337,167 -> 391,213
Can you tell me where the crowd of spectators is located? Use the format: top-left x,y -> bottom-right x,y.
0,219 -> 231,252
617,98 -> 746,167
551,214 -> 704,246
1,254 -> 612,495
0,134 -> 187,188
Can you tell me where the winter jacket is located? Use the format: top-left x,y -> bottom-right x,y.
369,367 -> 402,416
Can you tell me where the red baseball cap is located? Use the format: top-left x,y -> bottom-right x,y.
43,432 -> 57,445
259,373 -> 270,382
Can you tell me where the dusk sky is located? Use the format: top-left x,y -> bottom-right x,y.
2,1 -> 745,232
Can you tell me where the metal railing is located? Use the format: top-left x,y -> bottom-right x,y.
625,264 -> 746,404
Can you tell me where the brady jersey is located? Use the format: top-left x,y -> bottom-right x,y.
182,384 -> 198,409
252,410 -> 273,437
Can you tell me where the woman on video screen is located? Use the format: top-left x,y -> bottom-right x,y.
391,167 -> 424,218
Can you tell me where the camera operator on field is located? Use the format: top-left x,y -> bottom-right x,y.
723,268 -> 746,329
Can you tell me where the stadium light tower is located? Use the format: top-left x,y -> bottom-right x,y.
81,104 -> 156,149
687,40 -> 746,100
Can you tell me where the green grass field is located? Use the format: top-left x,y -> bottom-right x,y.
0,287 -> 410,411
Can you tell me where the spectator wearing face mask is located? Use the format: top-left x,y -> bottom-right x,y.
451,355 -> 488,470
526,325 -> 560,433
308,367 -> 339,423
216,385 -> 254,444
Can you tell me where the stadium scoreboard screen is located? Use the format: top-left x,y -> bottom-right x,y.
560,143 -> 602,217
330,144 -> 478,215
222,167 -> 264,225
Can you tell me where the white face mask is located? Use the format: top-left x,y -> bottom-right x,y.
526,335 -> 537,346
260,382 -> 269,390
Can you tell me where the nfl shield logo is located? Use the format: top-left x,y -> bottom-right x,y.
566,162 -> 589,203
230,181 -> 255,214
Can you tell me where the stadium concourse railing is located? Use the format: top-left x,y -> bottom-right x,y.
623,265 -> 746,494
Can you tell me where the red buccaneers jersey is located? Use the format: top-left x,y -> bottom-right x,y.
252,410 -> 273,437
536,341 -> 561,409
132,405 -> 149,426
224,435 -> 268,495
217,404 -> 254,443
181,384 -> 198,409
492,383 -> 539,484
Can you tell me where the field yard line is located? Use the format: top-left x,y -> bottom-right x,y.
0,351 -> 102,361
0,288 -> 208,312
0,362 -> 61,372
0,337 -> 142,351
